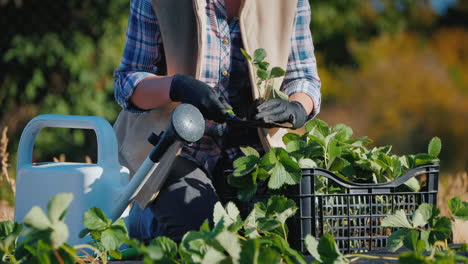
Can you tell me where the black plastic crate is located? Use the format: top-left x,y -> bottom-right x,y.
220,165 -> 439,254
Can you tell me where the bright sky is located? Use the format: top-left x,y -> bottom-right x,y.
430,0 -> 457,14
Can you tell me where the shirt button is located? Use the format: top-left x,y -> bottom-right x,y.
223,38 -> 229,45
222,70 -> 228,76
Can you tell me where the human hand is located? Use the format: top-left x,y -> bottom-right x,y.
169,74 -> 232,123
254,99 -> 308,129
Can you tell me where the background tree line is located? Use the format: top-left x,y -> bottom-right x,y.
1,0 -> 467,203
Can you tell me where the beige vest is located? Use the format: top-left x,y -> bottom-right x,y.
113,0 -> 298,205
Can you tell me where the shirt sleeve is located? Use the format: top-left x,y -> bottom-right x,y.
113,0 -> 163,113
281,0 -> 322,118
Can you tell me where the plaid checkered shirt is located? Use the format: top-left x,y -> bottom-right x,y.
114,0 -> 321,174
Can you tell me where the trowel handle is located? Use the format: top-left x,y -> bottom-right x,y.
17,114 -> 120,168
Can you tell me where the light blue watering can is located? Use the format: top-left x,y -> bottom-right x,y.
14,104 -> 205,245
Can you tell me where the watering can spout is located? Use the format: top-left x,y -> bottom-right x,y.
110,104 -> 205,221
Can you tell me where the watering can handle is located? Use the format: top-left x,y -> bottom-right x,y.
17,114 -> 120,168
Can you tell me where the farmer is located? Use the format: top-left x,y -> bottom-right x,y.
113,0 -> 321,242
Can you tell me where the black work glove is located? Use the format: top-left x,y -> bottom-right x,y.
170,74 -> 232,123
255,99 -> 308,129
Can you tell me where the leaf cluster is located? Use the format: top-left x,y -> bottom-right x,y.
230,118 -> 442,197
79,207 -> 129,260
128,195 -> 304,264
1,193 -> 77,264
229,147 -> 302,200
241,48 -> 288,101
380,196 -> 468,263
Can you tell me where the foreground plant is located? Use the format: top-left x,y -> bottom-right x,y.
379,196 -> 468,263
77,207 -> 128,264
127,195 -> 304,264
0,193 -> 79,264
241,48 -> 287,101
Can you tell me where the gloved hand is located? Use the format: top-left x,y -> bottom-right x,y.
255,99 -> 308,129
170,74 -> 232,123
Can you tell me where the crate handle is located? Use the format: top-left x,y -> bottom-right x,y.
17,114 -> 120,168
309,165 -> 439,189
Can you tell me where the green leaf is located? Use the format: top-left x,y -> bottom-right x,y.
305,118 -> 329,135
270,88 -> 289,101
398,252 -> 427,264
244,203 -> 266,238
255,61 -> 270,71
416,240 -> 426,254
447,196 -> 468,221
240,147 -> 260,158
101,225 -> 127,251
298,158 -> 317,168
430,216 -> 452,243
47,193 -> 73,223
203,246 -> 227,264
317,234 -> 345,264
403,177 -> 421,192
215,231 -> 241,261
329,157 -> 348,172
265,196 -> 297,225
83,207 -> 109,230
304,234 -> 321,261
327,139 -> 341,169
414,153 -> 439,166
253,48 -> 267,63
213,202 -> 241,229
256,68 -> 268,81
381,210 -> 412,228
420,230 -> 431,252
233,155 -> 260,177
51,221 -> 69,247
428,137 -> 442,157
269,67 -> 286,78
283,133 -> 301,145
23,206 -> 51,230
285,140 -> 307,154
241,48 -> 252,61
109,249 -> 122,260
267,149 -> 301,189
412,203 -> 434,227
403,230 -> 419,251
239,239 -> 260,264
387,228 -> 408,252
150,236 -> 178,261
332,123 -> 353,141
146,244 -> 164,260
0,221 -> 22,239
78,228 -> 90,239
268,164 -> 287,190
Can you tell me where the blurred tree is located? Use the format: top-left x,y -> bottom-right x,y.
319,28 -> 468,171
0,0 -> 128,163
309,0 -> 436,66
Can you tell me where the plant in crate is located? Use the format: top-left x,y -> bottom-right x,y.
229,118 -> 441,199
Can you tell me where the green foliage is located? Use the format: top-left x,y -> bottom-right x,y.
10,193 -> 77,264
0,0 -> 127,168
0,221 -> 23,262
241,48 -> 288,101
447,197 -> 468,221
79,207 -> 128,260
2,192 -> 466,264
125,195 -> 303,264
382,197 -> 468,255
230,118 -> 441,198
